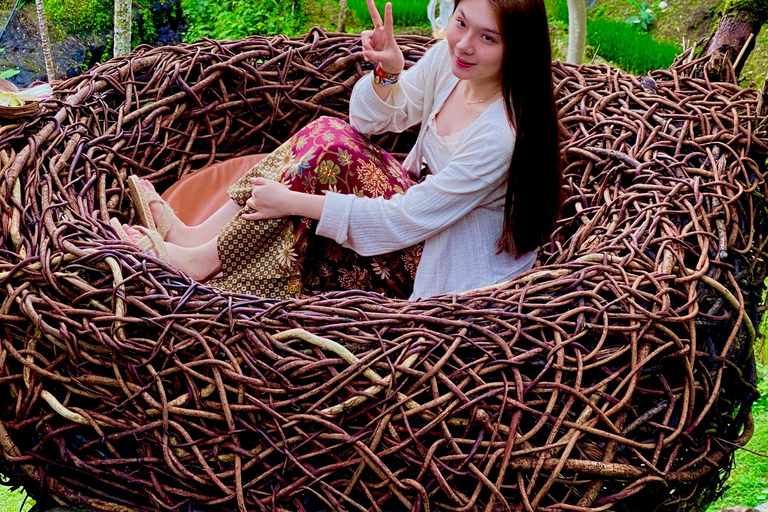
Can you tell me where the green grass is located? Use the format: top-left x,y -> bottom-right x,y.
0,485 -> 34,512
586,18 -> 681,74
708,362 -> 768,510
544,0 -> 570,23
544,0 -> 681,74
346,0 -> 430,28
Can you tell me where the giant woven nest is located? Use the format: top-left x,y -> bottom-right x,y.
1,29 -> 768,512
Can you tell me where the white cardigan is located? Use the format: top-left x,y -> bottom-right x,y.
316,39 -> 537,299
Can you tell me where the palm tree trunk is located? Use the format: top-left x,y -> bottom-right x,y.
114,0 -> 132,57
337,0 -> 348,32
566,0 -> 586,64
34,0 -> 56,80
701,0 -> 767,80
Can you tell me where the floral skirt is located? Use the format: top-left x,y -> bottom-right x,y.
208,116 -> 424,299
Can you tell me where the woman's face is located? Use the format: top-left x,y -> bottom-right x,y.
446,0 -> 505,85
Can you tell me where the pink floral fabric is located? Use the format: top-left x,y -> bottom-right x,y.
217,116 -> 424,299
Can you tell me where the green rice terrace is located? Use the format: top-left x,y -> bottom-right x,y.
0,0 -> 767,510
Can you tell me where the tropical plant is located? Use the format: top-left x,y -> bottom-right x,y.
182,0 -> 306,41
625,0 -> 656,30
44,0 -> 113,35
0,68 -> 20,79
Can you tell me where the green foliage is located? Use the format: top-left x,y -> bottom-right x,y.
624,0 -> 656,30
346,0 -> 430,28
44,0 -> 112,35
586,18 -> 680,74
134,6 -> 158,47
0,485 -> 34,512
0,68 -> 20,79
181,0 -> 306,41
544,0 -> 570,24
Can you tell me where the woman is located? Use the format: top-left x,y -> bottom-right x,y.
115,0 -> 562,300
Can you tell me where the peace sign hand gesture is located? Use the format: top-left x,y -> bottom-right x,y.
361,0 -> 404,75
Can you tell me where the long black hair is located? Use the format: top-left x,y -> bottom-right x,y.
455,0 -> 563,256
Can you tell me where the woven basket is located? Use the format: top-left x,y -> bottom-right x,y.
1,29 -> 767,512
0,78 -> 42,119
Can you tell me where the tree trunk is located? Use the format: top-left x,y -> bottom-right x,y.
337,0 -> 348,32
701,0 -> 767,80
566,0 -> 587,64
34,0 -> 56,80
114,0 -> 132,57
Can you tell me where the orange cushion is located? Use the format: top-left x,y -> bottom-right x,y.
161,154 -> 267,226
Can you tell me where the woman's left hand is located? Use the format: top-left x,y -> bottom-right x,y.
242,177 -> 295,220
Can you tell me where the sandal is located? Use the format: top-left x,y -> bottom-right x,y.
127,175 -> 174,240
110,218 -> 170,263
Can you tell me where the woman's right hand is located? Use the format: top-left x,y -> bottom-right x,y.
361,0 -> 404,75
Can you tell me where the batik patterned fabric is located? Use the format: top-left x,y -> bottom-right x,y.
209,116 -> 424,299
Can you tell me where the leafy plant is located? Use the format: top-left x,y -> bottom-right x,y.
182,0 -> 306,41
543,0 -> 570,24
134,6 -> 158,47
625,0 -> 656,30
44,0 -> 113,35
0,68 -> 20,79
0,485 -> 34,512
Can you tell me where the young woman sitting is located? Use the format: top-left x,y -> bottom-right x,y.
113,0 -> 563,300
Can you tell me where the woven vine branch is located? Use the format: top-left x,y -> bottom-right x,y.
0,29 -> 767,512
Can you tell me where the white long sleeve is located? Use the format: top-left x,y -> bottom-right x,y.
317,121 -> 514,255
316,41 -> 537,299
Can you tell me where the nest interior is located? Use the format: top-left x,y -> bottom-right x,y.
1,29 -> 768,512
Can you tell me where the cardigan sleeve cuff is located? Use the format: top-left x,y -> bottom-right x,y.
353,74 -> 407,115
316,192 -> 356,245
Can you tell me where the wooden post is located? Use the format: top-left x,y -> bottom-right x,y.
34,0 -> 56,80
566,0 -> 586,64
114,0 -> 132,57
338,0 -> 348,32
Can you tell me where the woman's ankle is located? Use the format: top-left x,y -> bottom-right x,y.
166,242 -> 220,282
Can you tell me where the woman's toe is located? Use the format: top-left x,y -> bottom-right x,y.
150,201 -> 165,221
123,224 -> 143,244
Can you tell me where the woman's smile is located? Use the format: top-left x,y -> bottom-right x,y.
455,56 -> 474,68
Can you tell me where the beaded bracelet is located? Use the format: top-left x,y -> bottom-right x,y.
373,62 -> 401,85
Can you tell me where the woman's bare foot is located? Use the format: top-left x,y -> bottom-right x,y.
123,223 -> 221,282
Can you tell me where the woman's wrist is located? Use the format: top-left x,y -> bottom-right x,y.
288,190 -> 325,220
373,62 -> 402,84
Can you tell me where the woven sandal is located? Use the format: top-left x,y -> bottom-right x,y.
110,218 -> 171,263
127,175 -> 174,240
